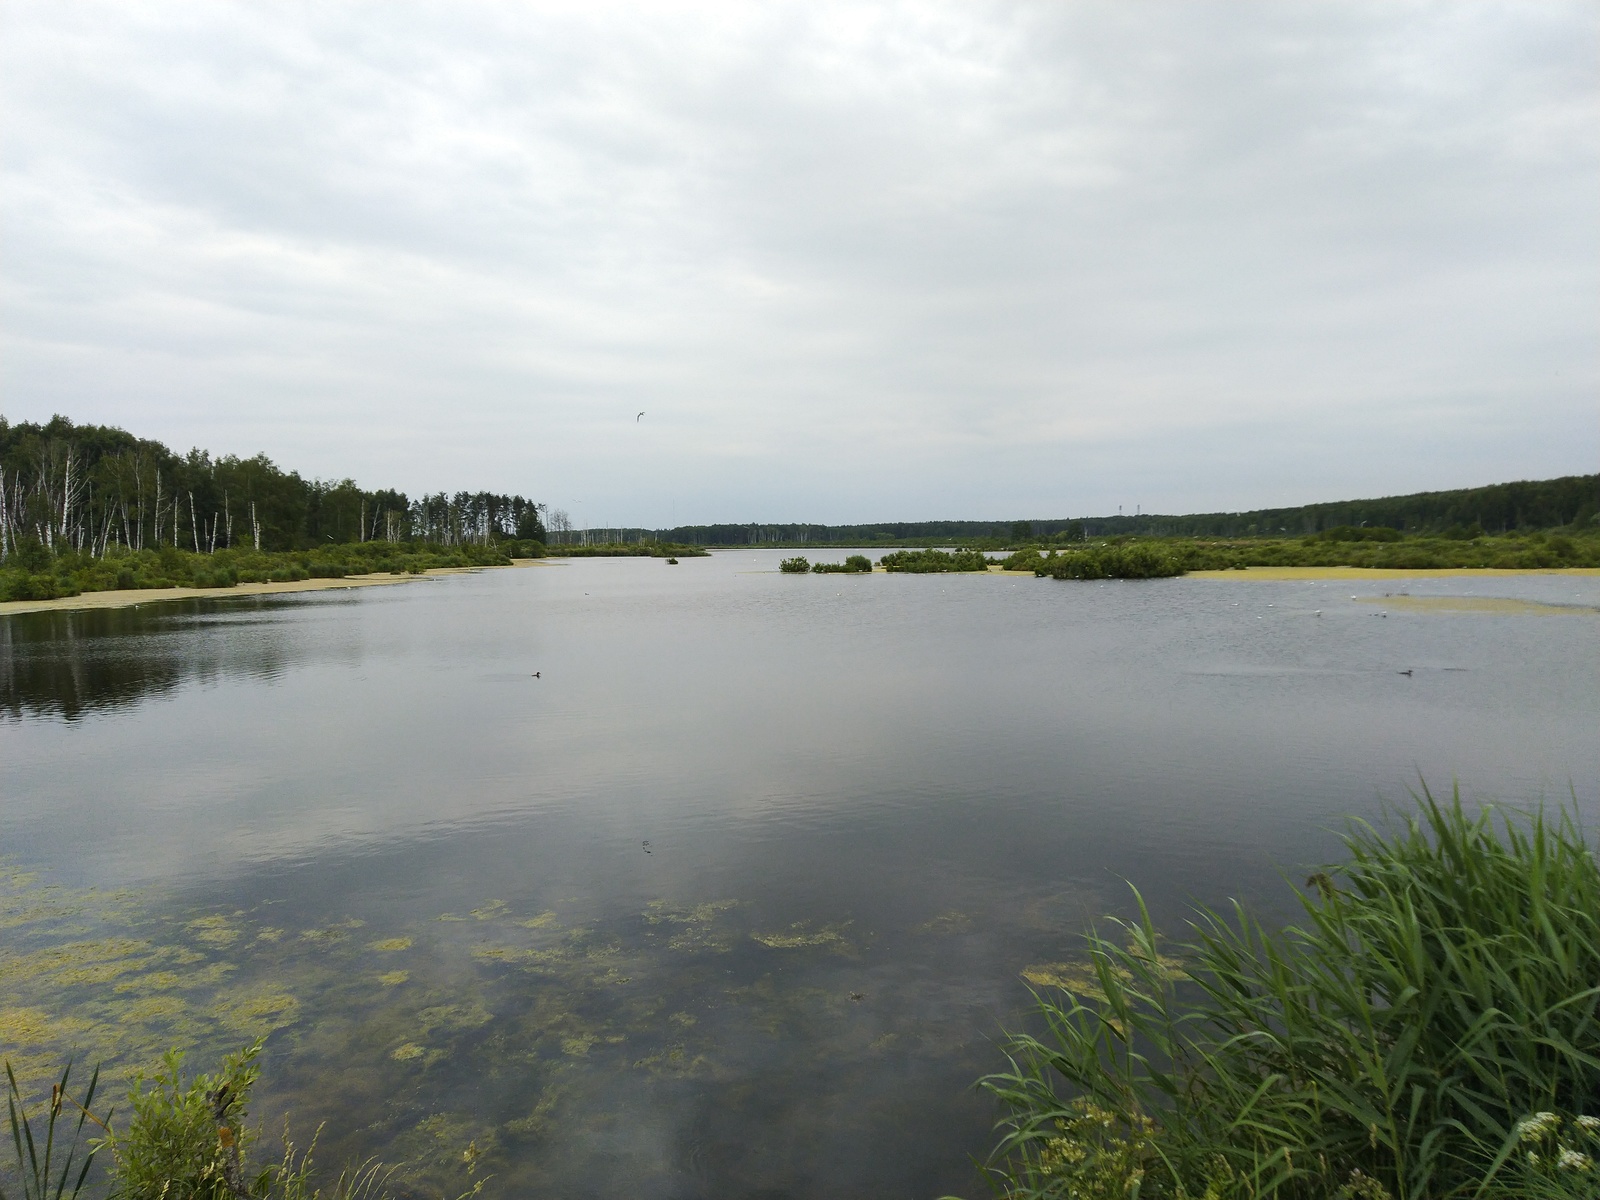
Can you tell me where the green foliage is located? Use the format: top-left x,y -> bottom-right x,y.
1034,543 -> 1184,579
1313,526 -> 1403,543
108,1041 -> 268,1200
811,555 -> 873,574
0,542 -> 523,603
980,785 -> 1600,1199
4,1044 -> 413,1200
878,549 -> 991,573
779,557 -> 811,574
2,1061 -> 105,1200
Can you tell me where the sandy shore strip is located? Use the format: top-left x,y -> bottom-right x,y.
0,559 -> 547,618
1187,566 -> 1600,581
1354,594 -> 1599,616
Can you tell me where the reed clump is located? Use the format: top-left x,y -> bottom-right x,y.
979,784 -> 1600,1199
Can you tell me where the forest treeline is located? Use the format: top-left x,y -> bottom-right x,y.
4,414 -> 1595,561
0,414 -> 546,560
646,473 -> 1599,547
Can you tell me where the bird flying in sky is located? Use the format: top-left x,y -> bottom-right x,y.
636,411 -> 645,422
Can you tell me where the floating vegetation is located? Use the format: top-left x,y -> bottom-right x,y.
751,920 -> 853,950
1022,944 -> 1188,1002
299,918 -> 366,945
0,858 -> 1043,1197
916,910 -> 974,935
644,899 -> 741,953
186,914 -> 242,946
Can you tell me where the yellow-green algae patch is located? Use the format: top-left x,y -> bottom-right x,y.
645,899 -> 742,953
1190,565 -> 1600,581
751,921 -> 852,950
377,970 -> 410,986
1023,948 -> 1188,1002
915,910 -> 974,935
369,937 -> 413,952
0,1006 -> 92,1046
214,985 -> 300,1037
186,914 -> 242,947
1356,594 -> 1598,616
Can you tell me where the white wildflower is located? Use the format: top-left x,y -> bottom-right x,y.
1558,1148 -> 1592,1172
1517,1112 -> 1561,1143
1576,1115 -> 1600,1133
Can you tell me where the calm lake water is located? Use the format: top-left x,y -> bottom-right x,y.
3,553 -> 1599,1199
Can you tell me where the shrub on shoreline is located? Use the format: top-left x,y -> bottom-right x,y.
0,540 -> 538,603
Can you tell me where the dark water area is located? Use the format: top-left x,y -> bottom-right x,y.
3,554 -> 1598,1199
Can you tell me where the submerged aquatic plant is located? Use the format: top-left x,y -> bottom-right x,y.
979,783 -> 1600,1199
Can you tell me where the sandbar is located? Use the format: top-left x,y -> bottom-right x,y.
0,559 -> 544,618
1187,566 -> 1600,581
1355,595 -> 1598,616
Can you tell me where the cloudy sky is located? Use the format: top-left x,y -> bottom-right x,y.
2,2 -> 1595,524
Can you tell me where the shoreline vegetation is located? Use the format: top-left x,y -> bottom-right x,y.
975,785 -> 1600,1200
776,533 -> 1600,581
0,543 -> 712,617
2,414 -> 1595,602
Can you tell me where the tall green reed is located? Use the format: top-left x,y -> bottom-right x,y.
2,1061 -> 106,1200
979,783 -> 1600,1199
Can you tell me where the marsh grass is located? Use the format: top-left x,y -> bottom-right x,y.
2,1061 -> 105,1200
979,784 -> 1600,1199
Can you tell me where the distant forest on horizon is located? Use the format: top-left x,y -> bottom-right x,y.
2,413 -> 1595,557
664,471 -> 1599,547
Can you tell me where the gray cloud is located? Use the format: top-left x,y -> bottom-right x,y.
2,1 -> 1595,522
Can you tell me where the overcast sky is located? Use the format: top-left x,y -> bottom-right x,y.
2,2 -> 1595,524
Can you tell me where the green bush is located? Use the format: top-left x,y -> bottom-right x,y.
811,555 -> 873,574
878,549 -> 991,573
980,785 -> 1600,1199
107,1041 -> 269,1200
1037,543 -> 1183,579
779,556 -> 810,573
1317,526 -> 1404,543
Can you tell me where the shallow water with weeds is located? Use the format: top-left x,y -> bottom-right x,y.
3,553 -> 1598,1198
